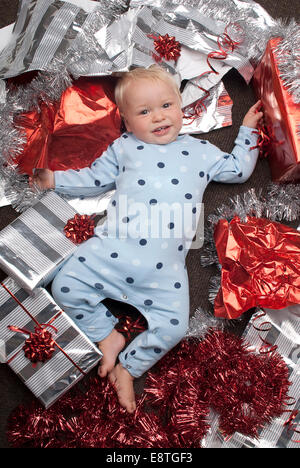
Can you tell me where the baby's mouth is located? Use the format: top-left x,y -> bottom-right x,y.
152,125 -> 170,135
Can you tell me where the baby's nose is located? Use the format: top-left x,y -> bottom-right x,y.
152,109 -> 164,121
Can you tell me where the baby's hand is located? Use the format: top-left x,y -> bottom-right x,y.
29,168 -> 55,190
242,100 -> 263,129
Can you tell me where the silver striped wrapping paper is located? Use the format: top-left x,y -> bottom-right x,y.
0,0 -> 126,80
0,0 -> 252,81
0,191 -> 77,293
94,5 -> 253,93
202,306 -> 300,448
0,277 -> 102,408
0,0 -> 92,79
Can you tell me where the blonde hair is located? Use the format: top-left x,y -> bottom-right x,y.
115,65 -> 181,113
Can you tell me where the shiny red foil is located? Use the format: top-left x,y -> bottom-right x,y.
214,216 -> 300,319
252,38 -> 300,182
14,77 -> 121,175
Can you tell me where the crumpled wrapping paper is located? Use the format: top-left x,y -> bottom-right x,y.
13,76 -> 121,175
213,216 -> 300,319
0,0 -> 267,137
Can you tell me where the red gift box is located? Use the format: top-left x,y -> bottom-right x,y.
252,38 -> 300,183
13,76 -> 121,175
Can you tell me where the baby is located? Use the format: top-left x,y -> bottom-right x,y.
32,65 -> 262,413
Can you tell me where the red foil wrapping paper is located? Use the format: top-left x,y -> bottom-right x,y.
14,77 -> 121,175
252,38 -> 300,182
213,216 -> 300,319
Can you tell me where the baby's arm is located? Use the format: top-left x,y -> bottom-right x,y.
207,101 -> 263,184
31,142 -> 120,196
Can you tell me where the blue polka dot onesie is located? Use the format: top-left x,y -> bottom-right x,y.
52,126 -> 258,378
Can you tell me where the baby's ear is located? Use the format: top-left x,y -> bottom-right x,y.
120,118 -> 127,133
123,117 -> 131,133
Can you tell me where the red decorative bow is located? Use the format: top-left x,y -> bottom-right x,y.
2,282 -> 86,374
64,213 -> 95,244
8,325 -> 56,364
250,122 -> 284,157
148,33 -> 181,62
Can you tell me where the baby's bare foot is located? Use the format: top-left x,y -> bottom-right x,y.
97,329 -> 125,378
108,363 -> 136,413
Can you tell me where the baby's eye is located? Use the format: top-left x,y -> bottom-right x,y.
140,109 -> 148,115
163,103 -> 171,108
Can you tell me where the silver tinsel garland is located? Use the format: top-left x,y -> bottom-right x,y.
274,19 -> 300,104
0,0 -> 299,211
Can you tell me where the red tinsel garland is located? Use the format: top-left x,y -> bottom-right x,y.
6,329 -> 291,448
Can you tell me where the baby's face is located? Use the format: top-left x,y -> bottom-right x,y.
121,78 -> 183,145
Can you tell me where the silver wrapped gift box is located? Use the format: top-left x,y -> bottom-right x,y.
0,277 -> 102,408
0,191 -> 77,294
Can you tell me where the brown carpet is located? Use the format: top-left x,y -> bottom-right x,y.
0,0 -> 299,448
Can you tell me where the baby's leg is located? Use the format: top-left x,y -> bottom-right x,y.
108,363 -> 136,413
118,306 -> 189,379
51,255 -> 118,343
109,304 -> 189,413
97,329 -> 125,377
